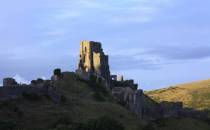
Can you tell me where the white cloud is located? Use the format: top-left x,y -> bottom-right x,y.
41,76 -> 47,80
109,48 -> 164,65
13,74 -> 30,85
133,54 -> 163,65
109,48 -> 150,56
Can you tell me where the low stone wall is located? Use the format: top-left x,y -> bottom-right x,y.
112,87 -> 144,118
0,85 -> 47,100
0,85 -> 60,103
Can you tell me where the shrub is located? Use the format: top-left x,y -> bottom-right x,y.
93,92 -> 105,102
117,100 -> 127,107
98,77 -> 102,84
54,116 -> 72,129
22,92 -> 41,101
88,75 -> 108,96
0,101 -> 9,107
89,74 -> 97,84
13,107 -> 24,118
54,68 -> 62,76
31,80 -> 37,85
0,121 -> 16,130
154,118 -> 166,127
56,117 -> 71,125
52,116 -> 124,130
61,95 -> 67,102
37,78 -> 44,82
84,116 -> 125,130
143,124 -> 156,130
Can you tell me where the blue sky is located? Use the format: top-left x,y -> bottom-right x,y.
0,0 -> 210,90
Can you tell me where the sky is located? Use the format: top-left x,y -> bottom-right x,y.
0,0 -> 210,90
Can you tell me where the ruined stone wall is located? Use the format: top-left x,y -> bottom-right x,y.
112,87 -> 144,118
77,41 -> 143,118
0,85 -> 48,100
3,78 -> 17,86
93,52 -> 101,75
0,84 -> 60,103
78,41 -> 93,72
77,41 -> 110,83
117,75 -> 124,82
133,90 -> 144,118
101,55 -> 110,84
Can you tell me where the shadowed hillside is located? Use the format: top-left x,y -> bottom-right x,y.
1,73 -> 210,130
0,72 -> 145,130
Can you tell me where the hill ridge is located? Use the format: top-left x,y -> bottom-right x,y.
146,78 -> 210,111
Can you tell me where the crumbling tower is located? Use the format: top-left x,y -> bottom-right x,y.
76,41 -> 111,85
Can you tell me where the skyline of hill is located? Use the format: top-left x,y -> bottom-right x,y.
146,78 -> 210,110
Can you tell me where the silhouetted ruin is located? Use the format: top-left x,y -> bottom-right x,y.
0,41 -> 209,121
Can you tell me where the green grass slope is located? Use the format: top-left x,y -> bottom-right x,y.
1,73 -> 210,130
0,72 -> 144,130
144,117 -> 210,130
145,79 -> 210,110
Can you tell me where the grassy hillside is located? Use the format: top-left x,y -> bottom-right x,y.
144,117 -> 210,130
145,79 -> 210,110
0,72 -> 145,130
1,73 -> 210,130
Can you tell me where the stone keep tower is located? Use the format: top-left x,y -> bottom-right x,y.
77,41 -> 111,83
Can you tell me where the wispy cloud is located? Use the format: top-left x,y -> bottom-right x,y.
150,46 -> 210,60
1,0 -> 210,90
13,74 -> 30,84
109,45 -> 210,71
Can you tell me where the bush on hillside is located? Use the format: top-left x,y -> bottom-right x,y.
88,75 -> 108,95
85,116 -> 124,130
89,74 -> 97,84
0,121 -> 16,130
54,116 -> 72,127
22,92 -> 41,101
143,123 -> 156,130
60,95 -> 67,102
37,78 -> 44,83
75,116 -> 124,130
54,68 -> 62,76
93,92 -> 105,102
52,116 -> 124,130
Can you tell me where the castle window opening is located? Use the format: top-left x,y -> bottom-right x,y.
85,47 -> 87,52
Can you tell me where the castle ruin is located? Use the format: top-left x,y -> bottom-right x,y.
0,40 -> 208,121
76,41 -> 111,86
76,40 -> 144,118
0,69 -> 63,103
